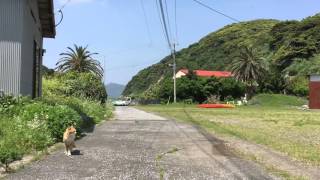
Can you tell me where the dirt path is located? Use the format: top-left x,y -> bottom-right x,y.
8,107 -> 276,180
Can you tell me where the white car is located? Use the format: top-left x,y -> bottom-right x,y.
113,98 -> 131,106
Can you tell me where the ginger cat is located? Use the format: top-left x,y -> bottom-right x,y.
63,126 -> 77,156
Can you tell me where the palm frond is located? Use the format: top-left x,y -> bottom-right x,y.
55,45 -> 104,78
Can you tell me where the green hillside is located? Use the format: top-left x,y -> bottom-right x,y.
123,14 -> 320,97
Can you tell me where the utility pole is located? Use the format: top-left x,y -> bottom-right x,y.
172,43 -> 177,103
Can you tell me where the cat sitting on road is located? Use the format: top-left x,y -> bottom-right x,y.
63,126 -> 77,156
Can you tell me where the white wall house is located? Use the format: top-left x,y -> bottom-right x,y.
0,0 -> 55,98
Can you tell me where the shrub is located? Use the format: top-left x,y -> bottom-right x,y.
17,115 -> 54,151
46,105 -> 82,141
20,102 -> 82,142
43,72 -> 107,101
286,76 -> 309,97
0,142 -> 23,172
0,95 -> 17,114
80,101 -> 107,124
0,115 -> 52,171
0,95 -> 31,116
184,99 -> 193,104
0,118 -> 23,172
219,78 -> 245,101
41,96 -> 108,125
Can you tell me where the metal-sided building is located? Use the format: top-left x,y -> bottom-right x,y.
0,0 -> 55,98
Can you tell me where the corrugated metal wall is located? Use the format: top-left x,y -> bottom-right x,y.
21,0 -> 43,96
0,0 -> 23,95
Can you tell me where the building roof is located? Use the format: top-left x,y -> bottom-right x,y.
38,0 -> 56,38
178,69 -> 233,78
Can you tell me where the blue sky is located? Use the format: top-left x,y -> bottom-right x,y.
45,0 -> 320,85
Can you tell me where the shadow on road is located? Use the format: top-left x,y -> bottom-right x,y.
71,149 -> 83,156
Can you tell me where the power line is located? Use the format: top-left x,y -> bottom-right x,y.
140,0 -> 153,46
106,44 -> 167,57
58,0 -> 72,11
55,10 -> 64,27
157,0 -> 173,50
55,0 -> 72,27
156,0 -> 169,52
106,60 -> 159,71
191,0 -> 241,23
157,0 -> 177,103
174,0 -> 179,44
164,0 -> 173,43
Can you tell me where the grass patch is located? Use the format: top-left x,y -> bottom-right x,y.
139,94 -> 320,166
155,147 -> 180,180
232,147 -> 307,180
248,94 -> 307,107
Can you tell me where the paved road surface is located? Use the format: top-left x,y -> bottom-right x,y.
8,107 -> 275,180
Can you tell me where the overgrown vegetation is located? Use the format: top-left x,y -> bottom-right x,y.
139,94 -> 320,166
124,14 -> 320,99
156,74 -> 245,103
43,72 -> 107,102
0,71 -> 112,172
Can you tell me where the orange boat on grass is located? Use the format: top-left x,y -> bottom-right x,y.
198,104 -> 235,108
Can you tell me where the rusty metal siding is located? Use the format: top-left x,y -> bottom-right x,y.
0,0 -> 23,96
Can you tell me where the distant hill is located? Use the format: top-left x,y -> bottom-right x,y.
123,19 -> 278,96
123,14 -> 320,97
106,83 -> 125,99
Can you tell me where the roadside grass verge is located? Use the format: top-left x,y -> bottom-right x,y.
138,94 -> 320,166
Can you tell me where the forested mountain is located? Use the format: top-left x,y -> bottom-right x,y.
123,14 -> 320,97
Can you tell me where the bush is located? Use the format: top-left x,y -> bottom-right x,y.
20,103 -> 82,141
0,142 -> 23,172
80,101 -> 107,124
43,72 -> 107,101
0,95 -> 18,114
0,95 -> 31,116
219,78 -> 245,101
41,96 -> 109,125
286,76 -> 309,97
46,105 -> 82,141
0,115 -> 53,163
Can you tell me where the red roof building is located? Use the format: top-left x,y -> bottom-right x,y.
176,69 -> 233,78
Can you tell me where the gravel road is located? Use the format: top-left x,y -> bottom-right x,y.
7,106 -> 276,180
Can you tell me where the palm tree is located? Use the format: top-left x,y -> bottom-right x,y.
55,45 -> 103,78
230,46 -> 268,98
